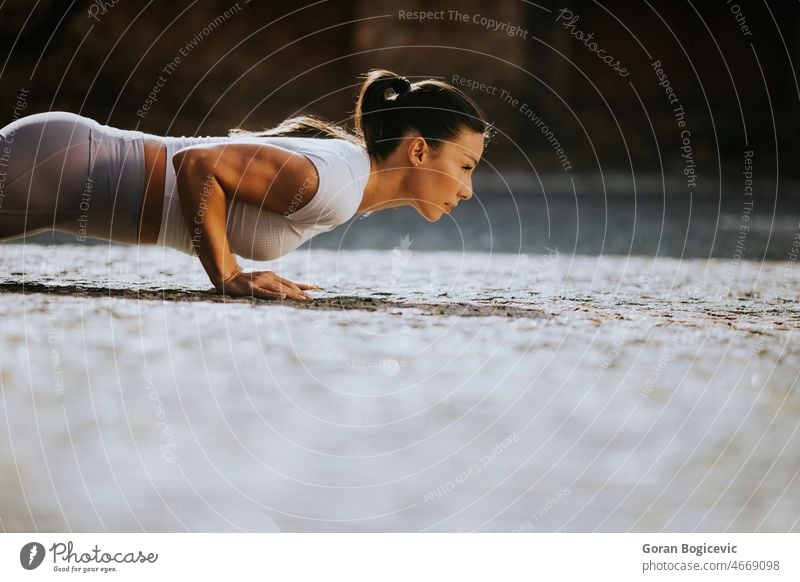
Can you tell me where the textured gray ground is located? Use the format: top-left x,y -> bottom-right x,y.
0,243 -> 798,532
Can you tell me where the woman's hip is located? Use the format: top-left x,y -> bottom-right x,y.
0,111 -> 146,244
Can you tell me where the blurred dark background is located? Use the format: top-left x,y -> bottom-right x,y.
1,0 -> 799,259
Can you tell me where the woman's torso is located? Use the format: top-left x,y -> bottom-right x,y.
140,134 -> 370,253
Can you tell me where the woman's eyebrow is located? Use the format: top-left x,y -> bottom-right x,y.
464,154 -> 480,165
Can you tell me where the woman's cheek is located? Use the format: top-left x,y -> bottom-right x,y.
438,170 -> 457,194
431,172 -> 449,200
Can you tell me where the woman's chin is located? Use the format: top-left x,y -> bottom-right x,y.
418,208 -> 442,222
414,202 -> 449,222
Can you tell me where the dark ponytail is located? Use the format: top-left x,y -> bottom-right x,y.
229,69 -> 491,158
354,68 -> 490,159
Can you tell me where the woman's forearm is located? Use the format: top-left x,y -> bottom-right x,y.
172,152 -> 241,289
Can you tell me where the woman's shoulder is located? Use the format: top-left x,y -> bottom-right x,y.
257,137 -> 368,183
273,136 -> 366,160
274,138 -> 368,226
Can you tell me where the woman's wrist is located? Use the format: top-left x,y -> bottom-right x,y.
218,263 -> 243,288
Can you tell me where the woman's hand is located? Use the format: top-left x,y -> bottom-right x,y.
216,266 -> 320,300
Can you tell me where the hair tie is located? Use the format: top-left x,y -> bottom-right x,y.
395,75 -> 412,95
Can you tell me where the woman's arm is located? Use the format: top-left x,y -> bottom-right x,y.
171,144 -> 320,300
177,142 -> 320,213
172,152 -> 237,288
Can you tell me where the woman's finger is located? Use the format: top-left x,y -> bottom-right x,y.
251,272 -> 310,300
278,277 -> 319,292
269,282 -> 308,301
275,277 -> 313,299
274,275 -> 303,292
267,272 -> 318,291
250,286 -> 286,300
252,273 -> 290,294
277,282 -> 308,300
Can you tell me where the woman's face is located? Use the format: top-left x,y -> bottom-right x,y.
406,128 -> 485,221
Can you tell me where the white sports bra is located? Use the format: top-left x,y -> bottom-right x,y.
155,135 -> 370,261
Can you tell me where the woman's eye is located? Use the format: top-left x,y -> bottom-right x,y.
463,166 -> 473,171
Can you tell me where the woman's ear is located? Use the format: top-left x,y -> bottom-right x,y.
407,135 -> 427,167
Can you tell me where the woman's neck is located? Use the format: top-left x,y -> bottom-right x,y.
357,153 -> 411,214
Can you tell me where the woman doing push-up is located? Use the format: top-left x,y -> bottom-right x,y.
0,69 -> 490,300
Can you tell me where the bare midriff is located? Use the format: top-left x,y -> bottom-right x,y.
139,137 -> 167,245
